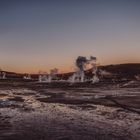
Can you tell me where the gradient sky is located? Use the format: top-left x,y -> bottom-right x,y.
0,0 -> 140,73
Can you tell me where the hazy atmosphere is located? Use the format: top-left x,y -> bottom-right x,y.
0,1 -> 140,140
0,0 -> 140,73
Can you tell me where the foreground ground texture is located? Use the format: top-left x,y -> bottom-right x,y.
0,80 -> 140,140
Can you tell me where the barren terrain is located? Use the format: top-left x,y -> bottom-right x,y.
0,80 -> 140,140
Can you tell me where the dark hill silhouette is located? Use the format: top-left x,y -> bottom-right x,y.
1,63 -> 140,80
99,63 -> 140,80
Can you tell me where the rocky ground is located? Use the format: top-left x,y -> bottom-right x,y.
0,80 -> 140,140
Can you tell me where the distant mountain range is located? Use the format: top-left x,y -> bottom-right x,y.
1,63 -> 140,81
98,63 -> 140,80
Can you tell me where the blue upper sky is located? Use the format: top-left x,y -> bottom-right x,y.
0,0 -> 140,73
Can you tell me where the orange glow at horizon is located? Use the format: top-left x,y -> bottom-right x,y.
0,0 -> 140,74
2,58 -> 140,74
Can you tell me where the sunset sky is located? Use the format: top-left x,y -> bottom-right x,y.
0,0 -> 140,73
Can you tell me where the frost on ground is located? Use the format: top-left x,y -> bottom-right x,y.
0,81 -> 140,140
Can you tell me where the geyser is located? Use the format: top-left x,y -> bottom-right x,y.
0,71 -> 6,79
38,68 -> 58,83
69,56 -> 99,83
